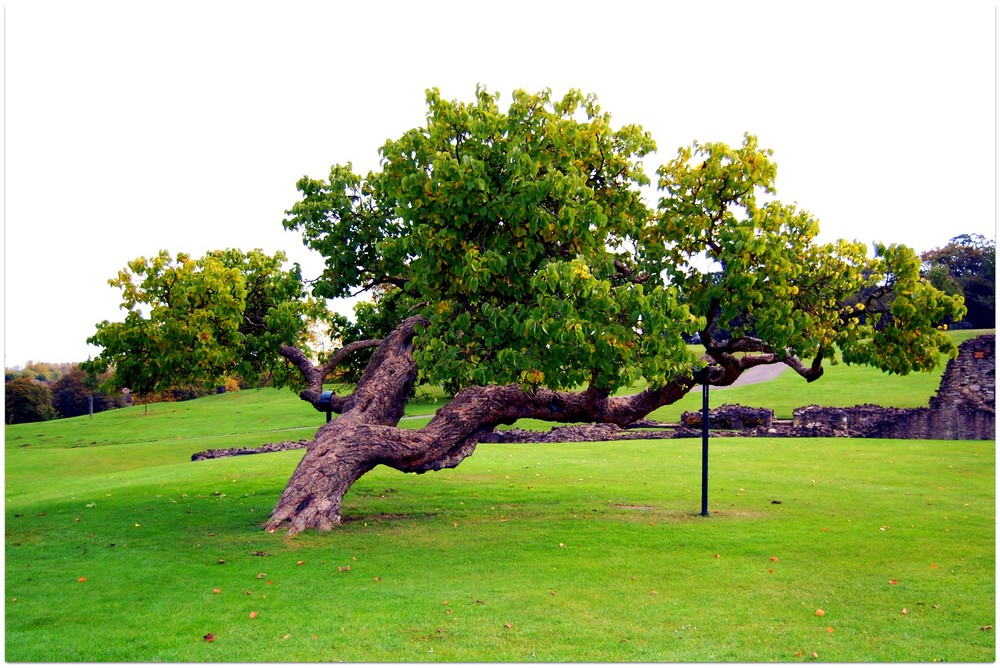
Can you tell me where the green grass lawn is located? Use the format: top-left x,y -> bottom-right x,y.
5,330 -> 995,661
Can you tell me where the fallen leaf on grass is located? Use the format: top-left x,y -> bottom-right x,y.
282,634 -> 290,640
815,609 -> 825,617
889,579 -> 899,585
212,588 -> 221,595
256,573 -> 266,579
249,611 -> 258,619
826,627 -> 834,634
203,633 -> 216,643
77,577 -> 87,583
981,625 -> 993,631
769,556 -> 779,562
374,577 -> 382,582
296,561 -> 305,565
900,608 -> 909,615
504,623 -> 512,629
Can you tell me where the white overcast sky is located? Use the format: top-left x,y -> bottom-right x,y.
3,0 -> 997,367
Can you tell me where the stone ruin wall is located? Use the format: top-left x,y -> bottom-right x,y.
680,404 -> 774,430
791,334 -> 995,440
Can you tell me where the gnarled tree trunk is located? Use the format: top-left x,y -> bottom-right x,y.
267,315 -> 823,535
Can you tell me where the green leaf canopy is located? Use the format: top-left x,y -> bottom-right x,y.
284,87 -> 966,394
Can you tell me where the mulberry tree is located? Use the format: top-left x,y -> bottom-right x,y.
263,87 -> 964,534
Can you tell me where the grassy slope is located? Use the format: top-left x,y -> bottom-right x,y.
4,330 -> 995,661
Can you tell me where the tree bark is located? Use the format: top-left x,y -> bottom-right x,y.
266,316 -> 790,535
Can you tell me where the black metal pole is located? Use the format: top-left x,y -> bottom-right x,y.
701,381 -> 709,517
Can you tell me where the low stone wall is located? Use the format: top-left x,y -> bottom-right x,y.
681,403 -> 774,430
191,439 -> 310,460
481,423 -> 627,443
790,403 -> 996,440
792,404 -> 905,437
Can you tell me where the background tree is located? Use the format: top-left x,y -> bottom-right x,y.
921,234 -> 995,328
264,88 -> 965,534
5,377 -> 58,424
51,366 -> 126,418
4,361 -> 77,383
84,249 -> 322,410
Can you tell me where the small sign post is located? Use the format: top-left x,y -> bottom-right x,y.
701,380 -> 710,517
692,367 -> 711,517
